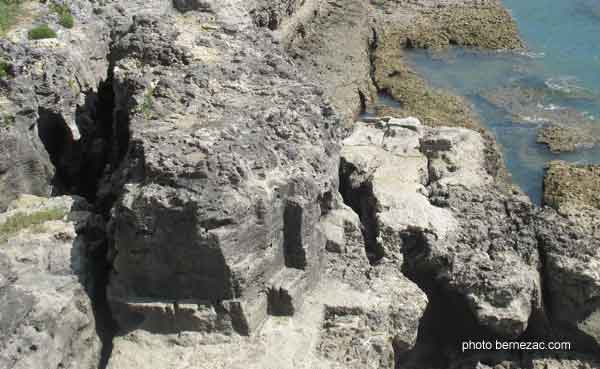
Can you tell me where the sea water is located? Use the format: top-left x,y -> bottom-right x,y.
404,0 -> 600,204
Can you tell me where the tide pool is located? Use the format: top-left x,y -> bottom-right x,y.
404,0 -> 600,204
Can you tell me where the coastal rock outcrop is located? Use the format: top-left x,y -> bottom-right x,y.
1,0 -> 599,368
538,161 -> 600,351
371,0 -> 523,129
340,117 -> 541,339
0,195 -> 104,369
103,7 -> 342,336
543,161 -> 600,237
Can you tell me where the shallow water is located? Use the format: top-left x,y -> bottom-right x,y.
404,0 -> 600,204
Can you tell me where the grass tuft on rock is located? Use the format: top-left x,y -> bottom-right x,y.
0,207 -> 67,242
0,0 -> 23,35
50,3 -> 74,29
28,23 -> 57,40
0,59 -> 10,79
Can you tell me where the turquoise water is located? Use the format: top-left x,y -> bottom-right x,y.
405,0 -> 600,204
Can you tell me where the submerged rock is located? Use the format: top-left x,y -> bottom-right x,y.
482,85 -> 600,153
371,0 -> 522,130
537,124 -> 597,153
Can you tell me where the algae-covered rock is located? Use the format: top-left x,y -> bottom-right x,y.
370,0 -> 523,132
543,161 -> 600,236
539,161 -> 600,351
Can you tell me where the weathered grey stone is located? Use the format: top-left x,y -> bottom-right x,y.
0,195 -> 103,369
543,161 -> 600,238
319,264 -> 428,367
103,7 -> 340,337
0,0 -> 113,208
538,161 -> 600,351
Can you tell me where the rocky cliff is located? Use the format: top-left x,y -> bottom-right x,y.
0,1 -> 599,369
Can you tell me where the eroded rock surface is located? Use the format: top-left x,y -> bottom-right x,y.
2,0 -> 600,368
538,161 -> 600,351
0,0 -> 112,209
0,195 -> 104,369
543,161 -> 600,236
340,117 -> 541,338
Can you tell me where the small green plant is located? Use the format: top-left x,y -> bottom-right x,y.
50,3 -> 74,29
0,59 -> 10,79
0,0 -> 23,35
140,88 -> 155,119
28,24 -> 57,40
0,207 -> 67,242
68,78 -> 77,93
2,114 -> 15,127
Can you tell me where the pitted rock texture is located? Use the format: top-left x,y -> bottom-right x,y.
340,117 -> 541,338
0,195 -> 104,369
2,0 -> 600,368
539,161 -> 600,351
104,5 -> 342,336
0,0 -> 111,209
106,202 -> 427,369
281,0 -> 377,125
543,161 -> 600,237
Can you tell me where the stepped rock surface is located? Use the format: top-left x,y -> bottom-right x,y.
0,0 -> 599,369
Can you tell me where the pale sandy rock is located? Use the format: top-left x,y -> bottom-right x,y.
0,195 -> 103,369
341,117 -> 541,338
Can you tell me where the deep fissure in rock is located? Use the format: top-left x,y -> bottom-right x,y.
283,200 -> 308,269
37,108 -> 72,192
400,237 -> 487,366
338,159 -> 385,263
37,82 -> 115,201
36,64 -> 128,369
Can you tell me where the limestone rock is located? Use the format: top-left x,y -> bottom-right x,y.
0,195 -> 104,369
106,204 -> 427,369
340,118 -> 541,338
543,161 -> 600,237
173,0 -> 212,13
539,161 -> 600,350
0,0 -> 112,209
104,7 -> 341,337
